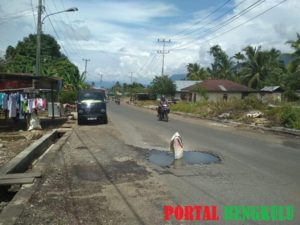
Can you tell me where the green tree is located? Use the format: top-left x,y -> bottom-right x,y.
208,45 -> 234,80
286,33 -> 300,73
232,52 -> 246,82
150,75 -> 176,97
186,63 -> 209,80
113,81 -> 122,93
284,33 -> 300,97
0,56 -> 7,72
3,33 -> 87,91
239,46 -> 285,89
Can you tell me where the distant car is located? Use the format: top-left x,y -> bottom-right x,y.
167,98 -> 180,104
77,89 -> 108,125
172,98 -> 180,104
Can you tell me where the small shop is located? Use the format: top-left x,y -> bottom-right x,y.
0,73 -> 63,130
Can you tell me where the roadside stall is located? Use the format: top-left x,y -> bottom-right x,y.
0,73 -> 63,130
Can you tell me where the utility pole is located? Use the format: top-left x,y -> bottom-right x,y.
99,73 -> 103,88
130,72 -> 134,85
129,72 -> 134,101
157,38 -> 171,76
36,0 -> 43,76
82,58 -> 90,77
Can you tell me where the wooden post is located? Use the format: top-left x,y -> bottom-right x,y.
51,82 -> 54,119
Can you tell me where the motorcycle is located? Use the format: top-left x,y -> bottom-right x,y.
158,103 -> 169,122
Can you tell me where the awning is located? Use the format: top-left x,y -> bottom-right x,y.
0,73 -> 63,92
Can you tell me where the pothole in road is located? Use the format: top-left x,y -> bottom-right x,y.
147,150 -> 220,167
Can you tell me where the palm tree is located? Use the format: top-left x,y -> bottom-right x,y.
232,52 -> 245,82
208,45 -> 234,80
186,63 -> 208,80
240,46 -> 285,89
240,46 -> 267,88
286,33 -> 300,73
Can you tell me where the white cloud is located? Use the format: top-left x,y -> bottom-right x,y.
75,1 -> 178,24
1,0 -> 300,84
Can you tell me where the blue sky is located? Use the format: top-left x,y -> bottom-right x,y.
1,0 -> 299,85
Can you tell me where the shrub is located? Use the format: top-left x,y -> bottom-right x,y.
266,105 -> 300,129
59,90 -> 77,104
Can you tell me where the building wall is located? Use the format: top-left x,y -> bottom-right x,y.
192,92 -> 260,102
194,92 -> 241,102
260,92 -> 282,103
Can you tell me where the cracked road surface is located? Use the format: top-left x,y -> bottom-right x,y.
15,103 -> 300,225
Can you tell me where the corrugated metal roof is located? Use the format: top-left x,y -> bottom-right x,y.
182,79 -> 254,92
260,86 -> 281,92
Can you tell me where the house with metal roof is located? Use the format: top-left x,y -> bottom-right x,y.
181,79 -> 257,102
173,80 -> 201,101
260,86 -> 284,103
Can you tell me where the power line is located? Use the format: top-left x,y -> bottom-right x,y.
48,0 -> 85,57
44,2 -> 83,59
0,10 -> 33,24
0,9 -> 32,19
30,0 -> 37,30
175,0 -> 287,51
171,0 -> 266,50
172,0 -> 257,45
148,55 -> 161,76
43,11 -> 70,58
171,0 -> 234,39
136,40 -> 160,76
58,0 -> 88,57
137,51 -> 156,75
206,0 -> 287,43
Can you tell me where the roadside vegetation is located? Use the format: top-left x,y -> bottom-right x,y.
141,33 -> 300,130
0,33 -> 90,103
169,98 -> 300,130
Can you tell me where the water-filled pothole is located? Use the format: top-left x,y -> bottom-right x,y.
148,150 -> 220,167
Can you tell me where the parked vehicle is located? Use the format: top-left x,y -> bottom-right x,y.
77,89 -> 108,125
158,103 -> 169,122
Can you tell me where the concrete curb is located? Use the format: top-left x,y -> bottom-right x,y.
0,130 -> 57,175
0,129 -> 72,225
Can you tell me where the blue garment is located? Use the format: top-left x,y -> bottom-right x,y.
0,93 -> 4,108
1,93 -> 8,110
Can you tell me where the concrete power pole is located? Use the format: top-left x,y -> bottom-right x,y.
130,72 -> 133,85
82,58 -> 90,77
36,0 -> 43,76
157,38 -> 171,76
99,73 -> 103,88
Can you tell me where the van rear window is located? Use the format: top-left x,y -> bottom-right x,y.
78,92 -> 105,101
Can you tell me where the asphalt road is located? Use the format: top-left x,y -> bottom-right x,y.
108,102 -> 300,224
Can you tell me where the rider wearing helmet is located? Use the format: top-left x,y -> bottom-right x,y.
157,95 -> 168,116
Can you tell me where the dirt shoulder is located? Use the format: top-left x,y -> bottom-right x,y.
0,118 -> 67,168
15,123 -> 174,225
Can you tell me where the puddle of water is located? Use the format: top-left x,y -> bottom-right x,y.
148,150 -> 220,167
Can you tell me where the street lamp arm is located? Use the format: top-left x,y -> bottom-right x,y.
36,4 -> 78,76
42,7 -> 78,23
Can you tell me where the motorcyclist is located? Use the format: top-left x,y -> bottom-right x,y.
157,95 -> 169,116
